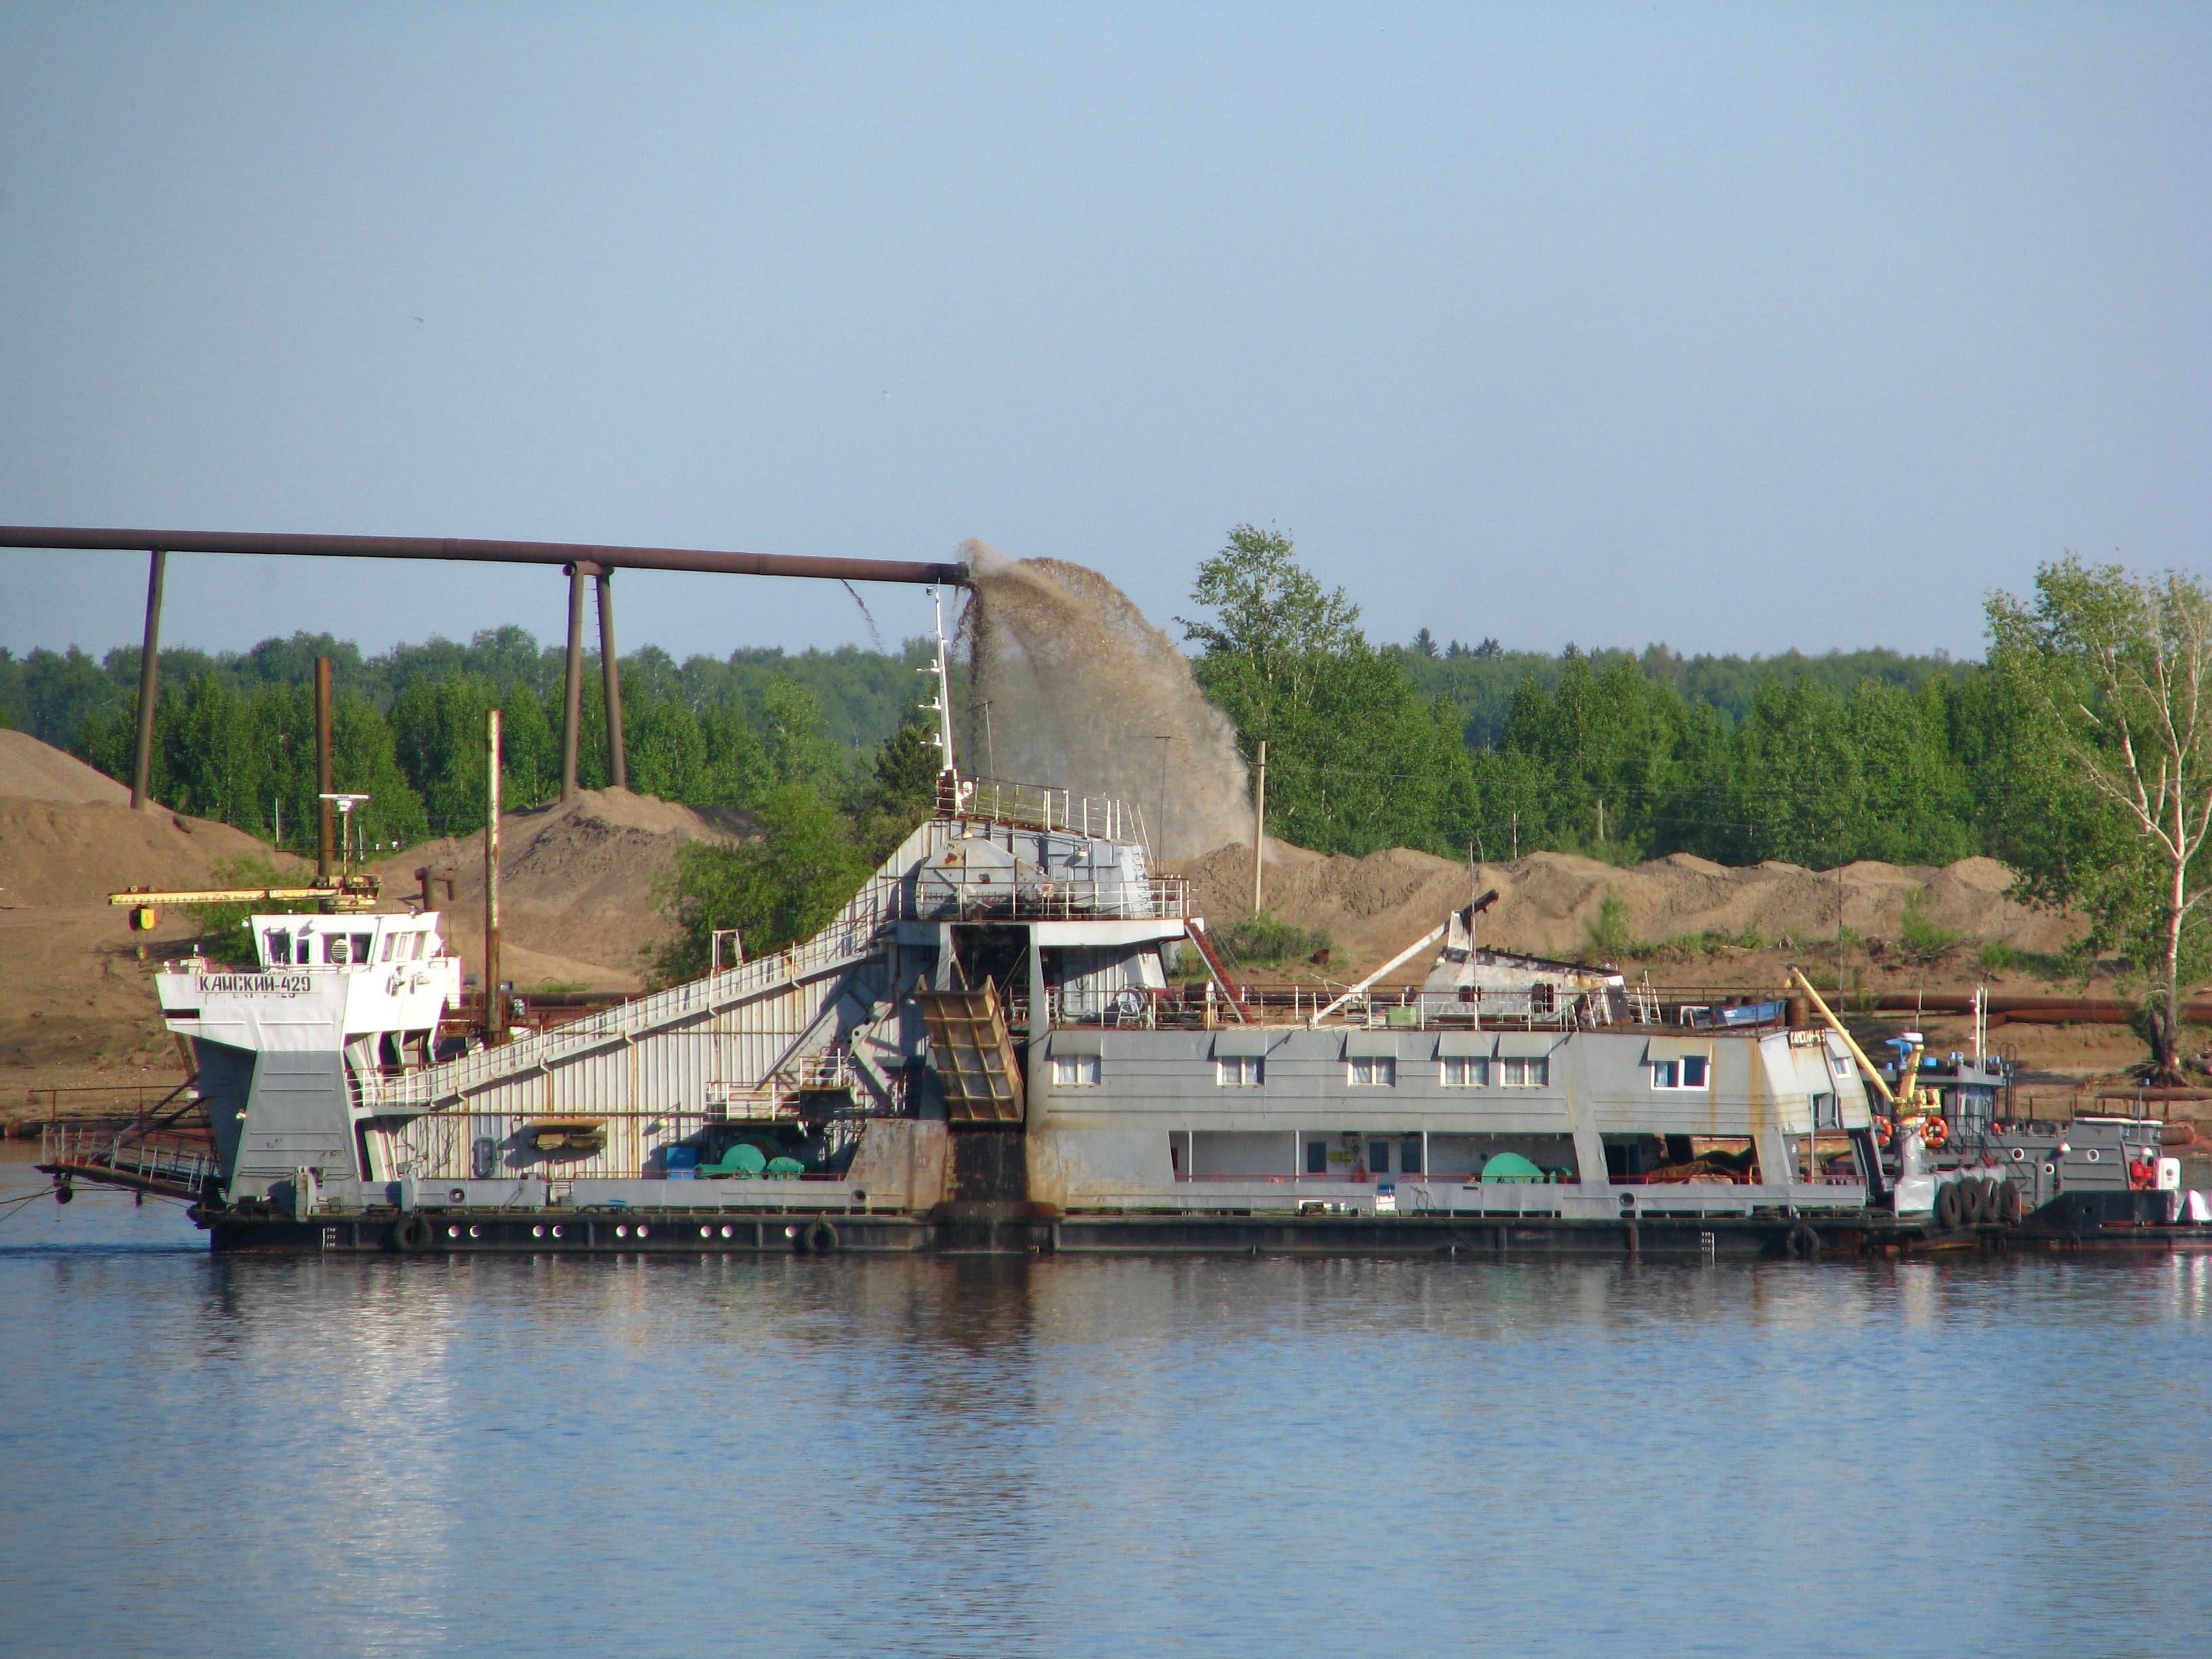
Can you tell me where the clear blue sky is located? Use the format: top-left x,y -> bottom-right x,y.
2,3 -> 2205,663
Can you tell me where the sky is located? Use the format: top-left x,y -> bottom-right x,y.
1,2 -> 2205,665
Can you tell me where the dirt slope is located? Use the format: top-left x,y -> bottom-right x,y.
368,787 -> 745,991
1173,843 -> 2082,967
0,730 -> 132,805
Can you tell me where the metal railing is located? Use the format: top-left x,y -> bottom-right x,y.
41,1123 -> 215,1197
926,874 -> 1190,923
359,912 -> 888,1113
943,775 -> 1141,843
1049,982 -> 1799,1034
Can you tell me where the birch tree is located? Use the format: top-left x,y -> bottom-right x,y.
1988,558 -> 2212,1079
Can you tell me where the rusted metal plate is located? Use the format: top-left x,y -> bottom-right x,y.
915,982 -> 1025,1123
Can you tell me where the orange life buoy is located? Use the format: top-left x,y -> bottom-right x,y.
1874,1118 -> 1895,1149
1921,1117 -> 1948,1150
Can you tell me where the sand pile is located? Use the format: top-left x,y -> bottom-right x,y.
960,543 -> 1251,858
0,731 -> 132,805
1173,843 -> 2084,968
371,787 -> 745,990
0,734 -> 290,1096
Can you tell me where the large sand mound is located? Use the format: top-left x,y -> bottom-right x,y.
369,787 -> 746,989
1173,843 -> 2083,967
0,731 -> 132,805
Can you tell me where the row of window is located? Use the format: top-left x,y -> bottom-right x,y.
1049,1054 -> 1560,1088
264,927 -> 433,967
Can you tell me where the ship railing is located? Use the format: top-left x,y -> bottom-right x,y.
358,915 -> 887,1113
920,875 -> 1189,924
1048,983 -> 1797,1033
39,1123 -> 215,1197
940,774 -> 1141,844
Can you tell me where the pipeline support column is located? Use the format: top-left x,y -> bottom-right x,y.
130,549 -> 165,809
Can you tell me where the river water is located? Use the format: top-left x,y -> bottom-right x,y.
3,1143 -> 2208,1659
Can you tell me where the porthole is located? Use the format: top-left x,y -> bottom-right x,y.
720,1225 -> 733,1239
2085,1149 -> 2101,1163
2009,1147 -> 2025,1162
449,1188 -> 466,1203
699,1225 -> 712,1239
468,1225 -> 481,1239
550,1225 -> 564,1238
615,1225 -> 628,1238
445,1225 -> 459,1239
784,1225 -> 798,1238
533,1225 -> 545,1238
636,1225 -> 649,1238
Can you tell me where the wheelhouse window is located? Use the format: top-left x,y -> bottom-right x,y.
1500,1057 -> 1548,1088
1347,1057 -> 1396,1086
1052,1054 -> 1101,1087
1216,1056 -> 1263,1086
1441,1057 -> 1489,1087
1651,1056 -> 1709,1089
264,930 -> 292,965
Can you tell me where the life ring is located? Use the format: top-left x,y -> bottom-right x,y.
1786,1223 -> 1821,1261
1874,1118 -> 1894,1149
1921,1117 -> 1948,1150
395,1214 -> 434,1253
801,1217 -> 841,1255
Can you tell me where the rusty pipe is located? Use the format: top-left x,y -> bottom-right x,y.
0,525 -> 969,586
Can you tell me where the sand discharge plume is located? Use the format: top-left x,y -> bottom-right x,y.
958,542 -> 1250,859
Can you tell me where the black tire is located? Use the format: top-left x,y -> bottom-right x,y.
1786,1223 -> 1821,1260
396,1214 -> 434,1254
802,1218 -> 841,1256
1936,1181 -> 1965,1230
1997,1181 -> 2026,1226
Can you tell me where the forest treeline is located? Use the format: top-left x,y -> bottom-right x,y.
0,630 -> 939,851
0,579 -> 2030,874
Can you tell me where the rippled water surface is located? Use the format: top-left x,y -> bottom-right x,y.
4,1143 -> 2209,1659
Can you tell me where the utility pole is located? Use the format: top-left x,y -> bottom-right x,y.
1251,740 -> 1268,918
1596,798 -> 1605,845
1511,808 -> 1519,861
1152,735 -> 1174,862
315,657 -> 334,882
485,708 -> 504,1042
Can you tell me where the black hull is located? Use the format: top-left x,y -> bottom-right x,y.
190,1204 -> 2212,1260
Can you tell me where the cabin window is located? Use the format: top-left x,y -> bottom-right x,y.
1368,1139 -> 1393,1172
1530,982 -> 1555,1015
1399,1136 -> 1422,1174
1441,1057 -> 1489,1087
1216,1057 -> 1263,1086
1500,1057 -> 1548,1088
1830,1053 -> 1852,1078
1052,1054 -> 1101,1087
1306,1139 -> 1328,1174
1812,1091 -> 1840,1129
1347,1057 -> 1396,1086
1651,1056 -> 1709,1089
381,932 -> 401,962
264,930 -> 292,965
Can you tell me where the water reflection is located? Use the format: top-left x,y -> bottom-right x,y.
3,1146 -> 2210,1658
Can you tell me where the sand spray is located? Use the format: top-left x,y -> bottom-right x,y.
958,541 -> 1251,860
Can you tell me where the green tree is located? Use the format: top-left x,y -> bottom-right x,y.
1183,527 -> 1469,856
654,785 -> 872,979
1988,557 -> 2212,1078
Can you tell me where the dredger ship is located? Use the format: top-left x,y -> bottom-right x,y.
44,743 -> 2200,1258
